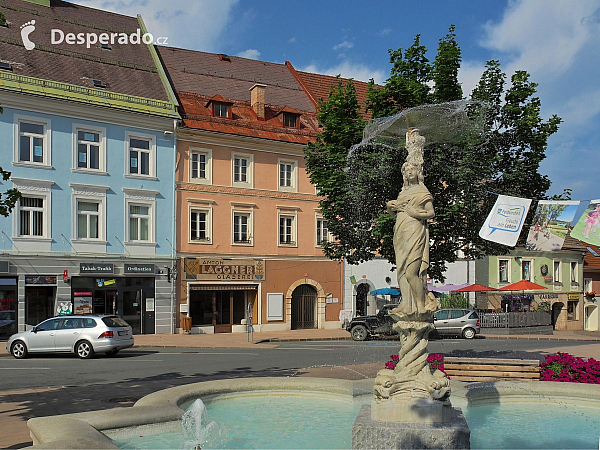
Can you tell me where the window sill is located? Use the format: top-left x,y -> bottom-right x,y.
278,243 -> 297,248
124,174 -> 158,181
189,239 -> 212,245
72,239 -> 108,244
12,162 -> 53,170
72,169 -> 108,176
12,236 -> 52,242
278,186 -> 298,193
232,242 -> 253,247
189,178 -> 211,185
232,182 -> 253,189
124,241 -> 157,246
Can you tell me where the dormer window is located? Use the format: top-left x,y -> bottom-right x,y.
0,61 -> 12,71
92,79 -> 106,89
100,43 -> 112,50
284,112 -> 299,128
214,102 -> 230,118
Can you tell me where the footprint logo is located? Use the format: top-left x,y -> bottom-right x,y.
20,20 -> 36,51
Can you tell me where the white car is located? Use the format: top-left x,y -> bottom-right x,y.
7,314 -> 134,359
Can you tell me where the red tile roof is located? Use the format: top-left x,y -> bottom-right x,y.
285,61 -> 373,119
562,234 -> 600,270
0,0 -> 169,101
157,47 -> 320,144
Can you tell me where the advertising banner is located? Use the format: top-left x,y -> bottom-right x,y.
571,200 -> 600,246
479,195 -> 532,247
525,200 -> 580,251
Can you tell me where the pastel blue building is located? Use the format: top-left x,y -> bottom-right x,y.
0,0 -> 179,335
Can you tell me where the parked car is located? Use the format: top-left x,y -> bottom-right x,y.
346,304 -> 398,341
433,308 -> 480,339
0,310 -> 16,337
7,314 -> 134,359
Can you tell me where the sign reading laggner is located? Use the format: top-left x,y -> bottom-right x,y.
185,258 -> 265,281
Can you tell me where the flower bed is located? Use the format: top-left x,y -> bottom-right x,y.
540,352 -> 600,383
384,353 -> 449,378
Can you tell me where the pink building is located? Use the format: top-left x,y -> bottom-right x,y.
158,48 -> 344,333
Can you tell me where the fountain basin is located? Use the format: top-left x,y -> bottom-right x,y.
27,378 -> 600,449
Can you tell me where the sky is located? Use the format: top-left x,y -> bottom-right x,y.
75,0 -> 600,205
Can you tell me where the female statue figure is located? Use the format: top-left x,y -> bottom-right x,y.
386,141 -> 435,318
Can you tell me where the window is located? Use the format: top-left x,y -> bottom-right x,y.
126,132 -> 155,178
129,204 -> 150,241
585,278 -> 593,294
283,112 -> 299,128
521,260 -> 532,281
189,149 -> 212,184
213,102 -> 230,118
279,215 -> 295,245
15,115 -> 51,167
567,300 -> 578,320
499,259 -> 509,283
19,196 -> 44,237
553,260 -> 562,291
233,212 -> 251,243
316,218 -> 329,245
570,261 -> 578,284
232,153 -> 253,187
234,157 -> 248,182
277,158 -> 297,192
190,209 -> 209,242
77,201 -> 100,239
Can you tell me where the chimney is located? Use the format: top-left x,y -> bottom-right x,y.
250,84 -> 266,120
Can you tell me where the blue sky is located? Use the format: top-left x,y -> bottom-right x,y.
77,0 -> 600,203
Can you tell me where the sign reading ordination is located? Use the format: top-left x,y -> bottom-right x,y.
124,263 -> 155,274
185,258 -> 265,281
80,263 -> 114,274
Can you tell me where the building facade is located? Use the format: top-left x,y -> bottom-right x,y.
0,0 -> 179,334
475,248 -> 585,331
157,48 -> 343,333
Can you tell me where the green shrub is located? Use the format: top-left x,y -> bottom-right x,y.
440,293 -> 469,309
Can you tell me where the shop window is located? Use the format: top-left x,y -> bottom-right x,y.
567,300 -> 578,320
521,260 -> 532,281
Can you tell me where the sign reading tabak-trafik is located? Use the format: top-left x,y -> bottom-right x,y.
185,258 -> 265,281
80,263 -> 114,274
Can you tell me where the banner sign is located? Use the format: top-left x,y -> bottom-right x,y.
570,200 -> 600,246
479,195 -> 532,247
80,263 -> 114,274
124,263 -> 155,274
185,258 -> 265,281
525,200 -> 579,251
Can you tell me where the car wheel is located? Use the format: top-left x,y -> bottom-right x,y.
75,340 -> 95,359
351,325 -> 368,341
105,349 -> 119,356
462,327 -> 476,339
11,340 -> 28,359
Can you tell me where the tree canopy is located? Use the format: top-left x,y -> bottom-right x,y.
305,25 -> 563,282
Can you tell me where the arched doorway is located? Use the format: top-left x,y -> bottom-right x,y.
291,284 -> 317,329
551,302 -> 564,330
356,283 -> 369,317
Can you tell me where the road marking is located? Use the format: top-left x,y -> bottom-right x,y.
0,367 -> 51,370
157,352 -> 260,356
273,347 -> 335,351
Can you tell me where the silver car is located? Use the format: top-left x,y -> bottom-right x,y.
7,314 -> 134,359
433,308 -> 480,339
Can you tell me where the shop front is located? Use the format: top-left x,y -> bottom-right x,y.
0,272 -> 18,337
181,258 -> 264,333
70,263 -> 158,334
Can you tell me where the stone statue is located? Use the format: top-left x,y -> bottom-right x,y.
373,128 -> 450,415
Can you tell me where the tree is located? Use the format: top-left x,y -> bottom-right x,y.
0,104 -> 21,217
305,28 -> 562,282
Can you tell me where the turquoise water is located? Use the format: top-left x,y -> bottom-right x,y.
114,395 -> 600,449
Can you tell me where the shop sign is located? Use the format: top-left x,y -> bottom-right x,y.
0,261 -> 8,273
25,275 -> 57,285
536,293 -> 559,300
124,263 -> 155,274
568,293 -> 580,300
80,263 -> 114,274
185,258 -> 265,281
56,299 -> 72,315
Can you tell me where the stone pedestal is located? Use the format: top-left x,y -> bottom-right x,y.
352,404 -> 470,449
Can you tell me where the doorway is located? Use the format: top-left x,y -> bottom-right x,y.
291,284 -> 317,329
25,287 -> 54,326
214,291 -> 232,333
355,283 -> 369,317
551,302 -> 564,330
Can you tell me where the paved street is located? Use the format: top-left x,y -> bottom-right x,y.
1,330 -> 600,448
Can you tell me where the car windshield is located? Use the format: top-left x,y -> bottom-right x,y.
102,316 -> 129,328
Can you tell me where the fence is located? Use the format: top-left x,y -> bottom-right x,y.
480,311 -> 551,328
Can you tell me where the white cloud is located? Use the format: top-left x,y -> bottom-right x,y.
457,61 -> 487,99
377,28 -> 393,37
480,0 -> 600,78
237,49 -> 261,60
301,61 -> 384,84
332,40 -> 354,51
288,37 -> 297,44
72,0 -> 239,52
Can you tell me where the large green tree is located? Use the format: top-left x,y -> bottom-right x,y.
305,26 -> 562,282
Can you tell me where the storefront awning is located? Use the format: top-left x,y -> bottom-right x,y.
190,284 -> 258,291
